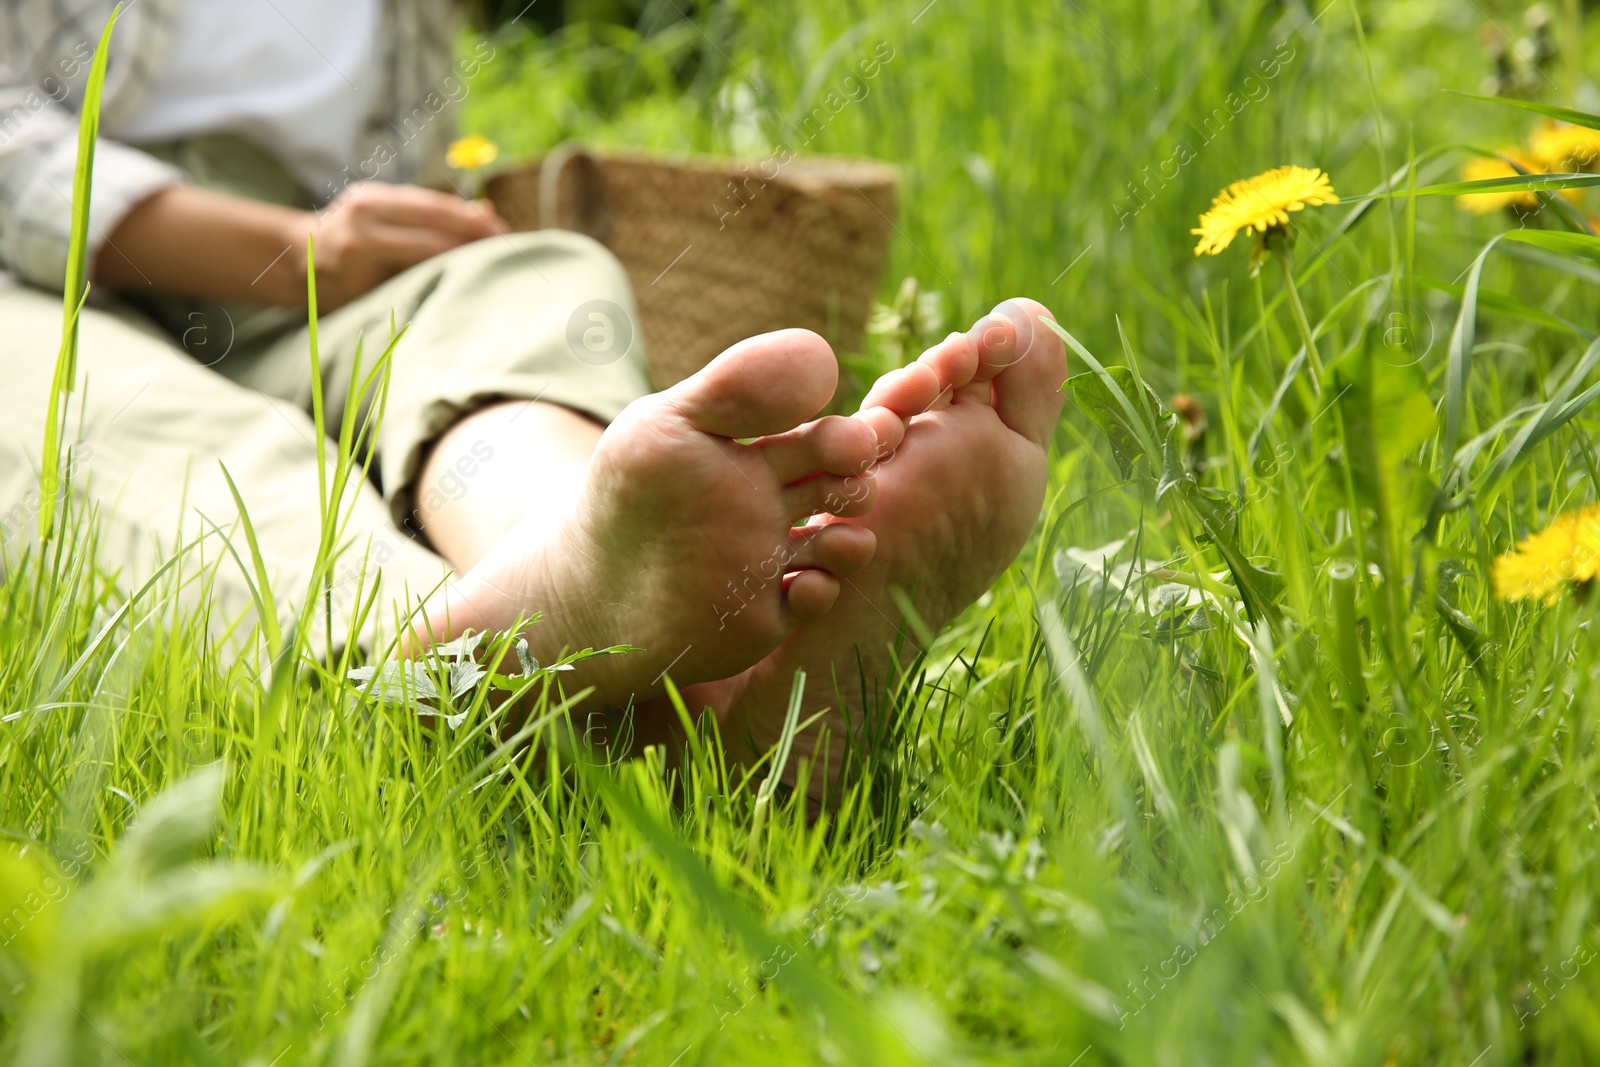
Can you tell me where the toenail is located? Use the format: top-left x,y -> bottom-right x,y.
989,299 -> 1038,364
966,315 -> 1005,352
990,300 -> 1023,322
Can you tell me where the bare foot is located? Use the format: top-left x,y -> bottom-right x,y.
675,299 -> 1068,800
412,329 -> 884,704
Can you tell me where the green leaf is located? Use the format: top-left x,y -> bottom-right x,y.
1335,348 -> 1437,567
1342,172 -> 1600,203
1444,90 -> 1600,132
1502,228 -> 1600,263
755,671 -> 807,807
1156,425 -> 1283,625
215,463 -> 283,653
1157,420 -> 1188,500
0,845 -> 66,963
1477,335 -> 1600,502
1246,276 -> 1394,469
38,6 -> 120,542
1168,480 -> 1284,626
83,864 -> 280,947
1413,276 -> 1593,341
1441,234 -> 1502,468
117,765 -> 226,878
1424,227 -> 1600,540
1065,365 -> 1169,477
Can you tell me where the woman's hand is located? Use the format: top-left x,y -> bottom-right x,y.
302,182 -> 508,309
95,181 -> 510,312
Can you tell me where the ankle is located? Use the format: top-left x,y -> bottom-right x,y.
415,401 -> 603,571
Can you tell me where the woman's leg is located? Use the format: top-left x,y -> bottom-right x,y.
413,399 -> 601,572
0,285 -> 451,649
220,229 -> 653,572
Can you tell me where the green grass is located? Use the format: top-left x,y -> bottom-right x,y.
7,0 -> 1600,1062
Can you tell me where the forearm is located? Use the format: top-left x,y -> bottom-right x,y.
93,184 -> 312,307
91,180 -> 507,311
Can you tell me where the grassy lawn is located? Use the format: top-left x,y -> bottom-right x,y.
7,0 -> 1600,1062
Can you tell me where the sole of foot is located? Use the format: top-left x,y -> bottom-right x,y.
410,328 -> 888,706
673,299 -> 1068,803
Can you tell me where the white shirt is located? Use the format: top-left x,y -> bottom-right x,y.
108,0 -> 380,195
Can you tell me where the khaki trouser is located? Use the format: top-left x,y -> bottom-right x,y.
0,228 -> 651,648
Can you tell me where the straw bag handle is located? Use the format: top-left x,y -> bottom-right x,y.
539,141 -> 614,243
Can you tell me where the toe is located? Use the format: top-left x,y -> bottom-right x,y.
783,569 -> 842,625
859,357 -> 946,418
783,470 -> 875,520
855,405 -> 906,459
966,299 -> 1040,383
787,522 -> 875,576
915,330 -> 981,391
668,328 -> 839,438
761,415 -> 879,483
965,313 -> 1021,383
987,298 -> 1069,447
858,331 -> 982,420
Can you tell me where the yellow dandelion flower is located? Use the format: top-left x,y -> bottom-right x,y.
447,134 -> 499,170
1455,150 -> 1551,214
1492,503 -> 1600,604
1191,166 -> 1339,256
1529,122 -> 1600,174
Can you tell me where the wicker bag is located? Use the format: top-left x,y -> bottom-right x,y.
485,145 -> 898,389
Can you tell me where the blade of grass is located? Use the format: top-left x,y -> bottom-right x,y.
38,6 -> 121,542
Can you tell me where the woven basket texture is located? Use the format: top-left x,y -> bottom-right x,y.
487,149 -> 898,388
